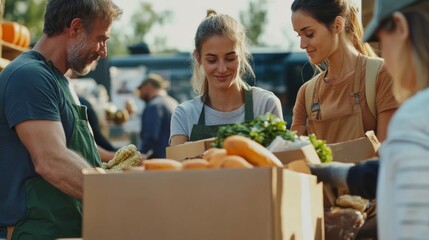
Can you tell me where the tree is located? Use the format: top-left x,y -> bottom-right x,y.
240,0 -> 268,47
130,2 -> 171,45
4,0 -> 46,45
2,0 -> 174,55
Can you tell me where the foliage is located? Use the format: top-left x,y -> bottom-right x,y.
106,30 -> 129,56
4,0 -> 46,45
129,2 -> 172,46
308,134 -> 332,163
3,0 -> 173,54
3,0 -> 271,53
213,113 -> 333,163
214,113 -> 290,148
239,0 -> 268,46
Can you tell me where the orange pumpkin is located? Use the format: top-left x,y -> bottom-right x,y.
18,24 -> 30,48
2,22 -> 21,45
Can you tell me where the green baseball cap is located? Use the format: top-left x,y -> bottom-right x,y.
363,0 -> 419,42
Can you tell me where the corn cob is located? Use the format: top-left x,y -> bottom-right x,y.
106,151 -> 142,173
101,162 -> 108,169
106,144 -> 137,169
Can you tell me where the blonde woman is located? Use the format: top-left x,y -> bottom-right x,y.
170,10 -> 282,145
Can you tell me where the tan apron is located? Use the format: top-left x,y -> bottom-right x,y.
307,56 -> 365,144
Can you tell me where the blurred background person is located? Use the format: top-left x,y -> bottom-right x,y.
170,9 -> 283,146
290,0 -> 398,143
137,73 -> 178,158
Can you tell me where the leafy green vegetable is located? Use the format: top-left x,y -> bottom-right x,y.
308,134 -> 332,163
213,113 -> 332,163
213,113 -> 289,148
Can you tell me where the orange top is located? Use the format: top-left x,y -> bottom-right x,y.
291,55 -> 399,140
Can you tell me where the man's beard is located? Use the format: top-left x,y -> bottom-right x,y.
67,33 -> 98,76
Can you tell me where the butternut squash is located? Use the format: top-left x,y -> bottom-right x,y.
205,148 -> 228,168
143,159 -> 182,171
223,135 -> 284,168
19,24 -> 31,48
182,158 -> 210,170
221,155 -> 254,169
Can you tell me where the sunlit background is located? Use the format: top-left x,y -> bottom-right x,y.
112,0 -> 300,53
4,0 -> 362,55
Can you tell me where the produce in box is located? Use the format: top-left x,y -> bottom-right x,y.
213,113 -> 332,163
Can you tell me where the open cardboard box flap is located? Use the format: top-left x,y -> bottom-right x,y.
273,144 -> 321,175
83,167 -> 324,240
328,131 -> 380,163
166,138 -> 215,161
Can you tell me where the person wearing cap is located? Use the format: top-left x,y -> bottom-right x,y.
137,73 -> 178,158
290,0 -> 399,144
309,0 -> 429,239
365,0 -> 429,238
169,9 -> 283,145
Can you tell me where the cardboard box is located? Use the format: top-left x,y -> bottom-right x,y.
273,144 -> 321,165
272,144 -> 321,175
272,145 -> 338,207
328,131 -> 380,163
166,138 -> 215,161
83,168 -> 324,240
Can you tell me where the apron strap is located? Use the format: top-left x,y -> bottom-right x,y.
6,226 -> 14,240
352,54 -> 363,106
197,98 -> 206,125
45,61 -> 100,167
197,89 -> 254,125
244,89 -> 254,122
310,73 -> 325,120
46,61 -> 81,110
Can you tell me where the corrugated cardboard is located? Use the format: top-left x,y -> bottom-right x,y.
272,145 -> 337,208
273,144 -> 321,165
166,138 -> 215,161
83,168 -> 324,240
272,144 -> 321,175
328,131 -> 380,163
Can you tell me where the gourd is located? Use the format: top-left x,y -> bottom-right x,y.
18,24 -> 30,48
1,21 -> 31,48
1,21 -> 20,45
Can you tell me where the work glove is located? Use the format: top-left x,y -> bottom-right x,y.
309,162 -> 354,189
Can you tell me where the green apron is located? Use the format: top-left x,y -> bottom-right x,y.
189,89 -> 254,141
11,62 -> 101,240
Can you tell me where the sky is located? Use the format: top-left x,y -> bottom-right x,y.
111,0 -> 362,53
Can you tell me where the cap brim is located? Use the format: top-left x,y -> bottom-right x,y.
363,17 -> 380,42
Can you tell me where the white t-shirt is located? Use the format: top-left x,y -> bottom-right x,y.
377,87 -> 429,240
170,86 -> 283,139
